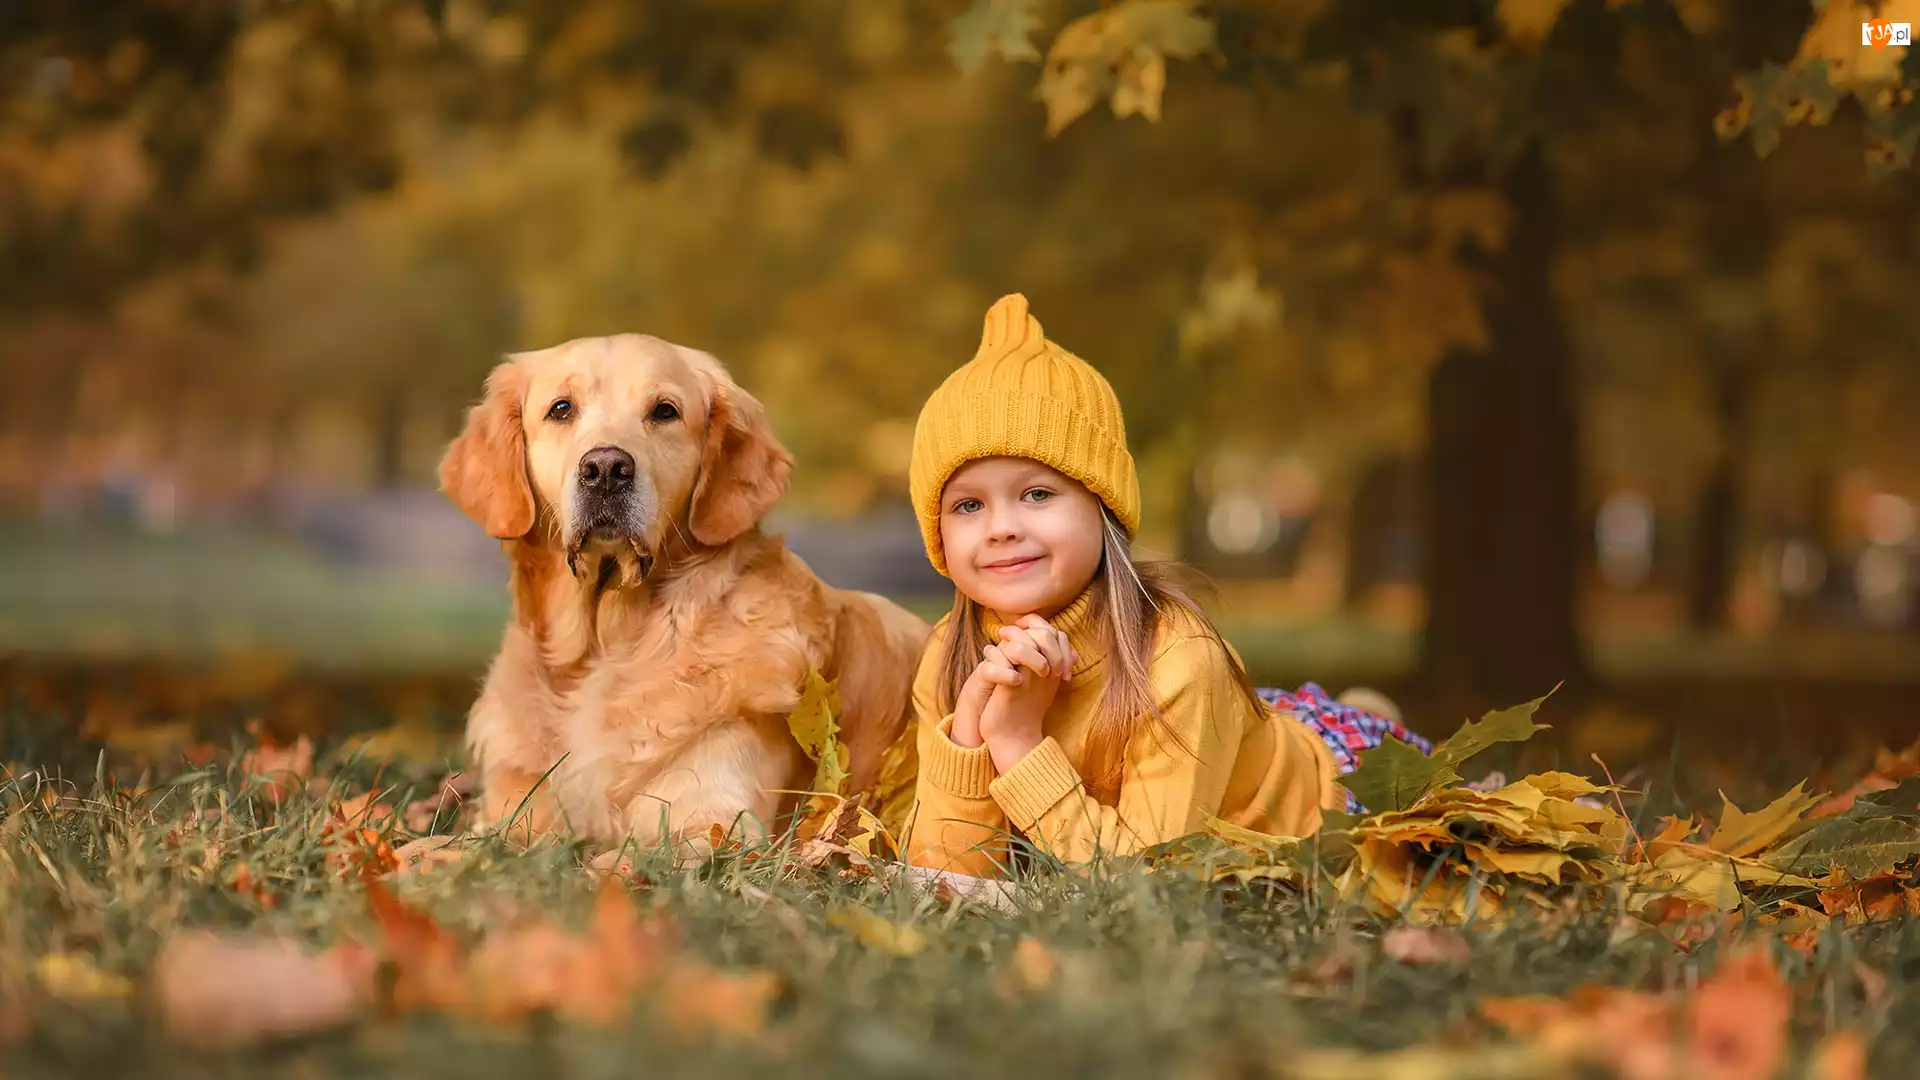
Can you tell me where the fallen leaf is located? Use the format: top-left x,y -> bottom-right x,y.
333,790 -> 397,829
1341,735 -> 1462,814
829,909 -> 927,956
1706,782 -> 1821,859
786,671 -> 849,796
1482,985 -> 1677,1078
1685,947 -> 1789,1080
237,733 -> 314,806
34,953 -> 133,1002
1381,925 -> 1471,966
1808,1030 -> 1868,1080
996,937 -> 1059,997
1761,815 -> 1920,880
231,864 -> 276,907
152,931 -> 377,1048
1817,872 -> 1920,924
323,818 -> 400,881
1343,694 -> 1551,814
365,879 -> 466,1013
656,966 -> 780,1039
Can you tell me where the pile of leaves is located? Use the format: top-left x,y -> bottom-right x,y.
1149,694 -> 1920,946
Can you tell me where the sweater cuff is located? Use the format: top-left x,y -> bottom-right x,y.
922,715 -> 996,799
989,737 -> 1084,832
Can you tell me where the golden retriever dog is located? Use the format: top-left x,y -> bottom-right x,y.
437,334 -> 928,858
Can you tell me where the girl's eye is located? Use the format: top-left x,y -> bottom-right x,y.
950,498 -> 983,515
1023,488 -> 1053,503
546,399 -> 574,422
649,401 -> 680,423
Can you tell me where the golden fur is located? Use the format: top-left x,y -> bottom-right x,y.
438,334 -> 928,856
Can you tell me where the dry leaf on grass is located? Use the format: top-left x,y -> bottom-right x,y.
231,863 -> 276,907
1686,948 -> 1789,1080
332,790 -> 397,829
828,908 -> 927,956
152,931 -> 377,1048
1817,872 -> 1920,924
1481,946 -> 1791,1080
34,953 -> 134,1002
1381,925 -> 1471,966
322,815 -> 400,881
995,937 -> 1060,997
466,881 -> 671,1024
237,730 -> 314,805
1808,1030 -> 1868,1080
366,879 -> 468,1013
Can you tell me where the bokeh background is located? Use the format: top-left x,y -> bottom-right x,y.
2,0 -> 1917,773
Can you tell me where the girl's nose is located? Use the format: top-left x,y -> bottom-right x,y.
985,503 -> 1022,540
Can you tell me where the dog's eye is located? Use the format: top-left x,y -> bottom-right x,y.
545,399 -> 574,423
649,401 -> 680,423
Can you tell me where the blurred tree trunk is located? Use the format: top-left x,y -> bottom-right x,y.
1343,454 -> 1397,611
1418,136 -> 1588,709
1686,114 -> 1774,631
1687,365 -> 1751,630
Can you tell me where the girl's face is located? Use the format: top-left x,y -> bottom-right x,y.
939,457 -> 1105,618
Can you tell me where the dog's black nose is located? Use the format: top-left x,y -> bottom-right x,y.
578,446 -> 635,495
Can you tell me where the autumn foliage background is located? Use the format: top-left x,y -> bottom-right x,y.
1,0 -> 1920,1076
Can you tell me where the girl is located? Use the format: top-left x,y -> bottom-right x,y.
900,294 -> 1431,879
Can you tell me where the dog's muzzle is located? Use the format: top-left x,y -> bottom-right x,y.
565,445 -> 657,585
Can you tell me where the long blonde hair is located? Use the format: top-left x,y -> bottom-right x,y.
935,507 -> 1267,804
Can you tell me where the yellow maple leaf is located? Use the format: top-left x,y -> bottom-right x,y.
1707,782 -> 1820,859
1035,0 -> 1215,136
785,670 -> 849,796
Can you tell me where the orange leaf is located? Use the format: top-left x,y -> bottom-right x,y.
995,937 -> 1060,997
237,733 -> 313,806
231,864 -> 276,908
657,966 -> 780,1039
1381,925 -> 1471,966
153,931 -> 377,1048
365,880 -> 466,1013
1818,873 -> 1920,925
1809,1031 -> 1868,1080
1686,948 -> 1789,1080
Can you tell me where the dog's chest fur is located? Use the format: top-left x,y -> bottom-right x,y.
467,538 -> 830,841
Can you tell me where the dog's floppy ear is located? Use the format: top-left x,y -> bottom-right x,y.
439,360 -> 536,539
688,363 -> 793,547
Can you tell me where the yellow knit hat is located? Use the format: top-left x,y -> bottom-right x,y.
910,293 -> 1140,576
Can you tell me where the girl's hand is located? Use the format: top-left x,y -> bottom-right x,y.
997,617 -> 1076,681
951,648 -> 1026,748
979,620 -> 1073,772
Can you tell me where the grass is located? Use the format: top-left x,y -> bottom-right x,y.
2,725 -> 1918,1080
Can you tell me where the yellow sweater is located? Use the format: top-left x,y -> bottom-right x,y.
901,591 -> 1343,878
